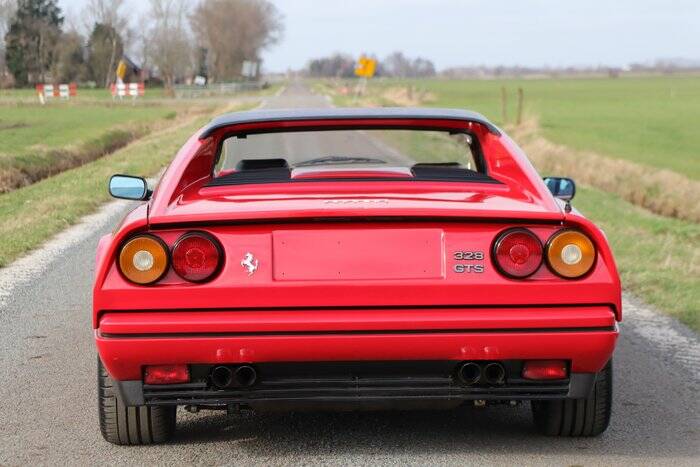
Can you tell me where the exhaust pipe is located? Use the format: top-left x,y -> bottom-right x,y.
457,362 -> 482,386
211,366 -> 233,389
483,363 -> 506,385
233,365 -> 257,387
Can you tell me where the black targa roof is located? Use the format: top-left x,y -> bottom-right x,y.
199,107 -> 501,139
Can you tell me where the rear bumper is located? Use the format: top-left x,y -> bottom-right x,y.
95,305 -> 618,405
122,362 -> 598,408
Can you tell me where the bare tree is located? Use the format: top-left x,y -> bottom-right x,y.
0,0 -> 17,74
0,0 -> 15,35
382,51 -> 435,78
146,0 -> 192,88
83,0 -> 129,86
190,0 -> 282,82
133,15 -> 151,72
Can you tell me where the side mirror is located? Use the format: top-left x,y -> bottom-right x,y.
543,176 -> 576,201
109,174 -> 150,200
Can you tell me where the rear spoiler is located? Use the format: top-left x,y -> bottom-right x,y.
199,107 -> 502,139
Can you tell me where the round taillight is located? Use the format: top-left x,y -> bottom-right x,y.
492,228 -> 543,278
546,229 -> 596,278
118,235 -> 169,285
172,232 -> 223,282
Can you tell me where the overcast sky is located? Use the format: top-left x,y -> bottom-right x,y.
59,0 -> 700,72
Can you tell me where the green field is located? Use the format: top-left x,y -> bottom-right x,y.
0,102 -> 174,155
329,76 -> 700,179
0,92 -> 187,192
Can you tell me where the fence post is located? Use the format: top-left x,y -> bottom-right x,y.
500,86 -> 508,124
517,87 -> 524,125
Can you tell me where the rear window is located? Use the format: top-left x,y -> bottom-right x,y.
213,128 -> 483,178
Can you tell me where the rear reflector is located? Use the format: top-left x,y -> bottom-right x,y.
144,364 -> 190,385
522,360 -> 568,380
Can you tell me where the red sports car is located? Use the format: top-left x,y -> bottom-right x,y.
94,108 -> 620,444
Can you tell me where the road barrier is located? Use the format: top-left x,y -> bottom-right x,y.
111,82 -> 145,100
36,83 -> 77,104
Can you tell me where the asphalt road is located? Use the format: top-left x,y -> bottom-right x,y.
0,83 -> 698,466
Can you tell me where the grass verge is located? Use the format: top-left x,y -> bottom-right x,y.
0,102 -> 178,193
509,119 -> 700,223
575,186 -> 699,331
320,76 -> 700,179
0,101 -> 256,268
0,124 -> 149,193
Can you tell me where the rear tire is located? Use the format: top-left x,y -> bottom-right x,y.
98,358 -> 176,445
531,360 -> 612,436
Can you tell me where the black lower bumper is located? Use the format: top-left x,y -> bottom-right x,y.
115,361 -> 596,408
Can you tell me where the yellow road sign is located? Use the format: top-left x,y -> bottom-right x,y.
116,60 -> 127,80
355,57 -> 376,78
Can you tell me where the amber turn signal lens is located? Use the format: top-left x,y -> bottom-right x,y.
118,235 -> 169,284
546,230 -> 595,278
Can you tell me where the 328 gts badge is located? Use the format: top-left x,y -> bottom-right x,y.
453,250 -> 485,273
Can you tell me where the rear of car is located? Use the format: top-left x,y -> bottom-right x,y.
94,108 -> 620,444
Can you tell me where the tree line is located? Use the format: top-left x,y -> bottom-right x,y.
0,0 -> 283,88
307,51 -> 436,79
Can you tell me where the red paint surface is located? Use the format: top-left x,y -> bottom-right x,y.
93,114 -> 622,384
97,329 -> 617,381
272,228 -> 444,280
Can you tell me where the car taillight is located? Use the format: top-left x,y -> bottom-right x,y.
172,232 -> 223,282
522,360 -> 568,380
546,229 -> 596,278
118,235 -> 169,285
492,228 -> 543,278
144,364 -> 190,385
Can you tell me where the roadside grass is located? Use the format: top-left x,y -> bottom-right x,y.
574,186 -> 699,332
509,119 -> 700,222
0,101 -> 181,192
315,76 -> 700,180
0,101 -> 256,268
328,76 -> 700,179
0,84 -> 283,193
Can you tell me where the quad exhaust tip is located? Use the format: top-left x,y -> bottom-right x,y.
233,365 -> 257,387
483,362 -> 506,385
211,365 -> 258,389
211,366 -> 233,389
457,362 -> 482,385
456,362 -> 506,386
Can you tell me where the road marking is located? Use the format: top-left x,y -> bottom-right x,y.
0,199 -> 128,309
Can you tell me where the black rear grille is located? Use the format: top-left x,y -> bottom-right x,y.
143,361 -> 570,406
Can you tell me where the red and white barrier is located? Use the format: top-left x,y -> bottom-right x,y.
36,83 -> 77,103
111,82 -> 145,100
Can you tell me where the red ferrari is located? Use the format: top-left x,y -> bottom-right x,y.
94,108 -> 620,444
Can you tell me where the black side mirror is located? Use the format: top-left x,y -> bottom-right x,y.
109,174 -> 150,200
543,177 -> 576,201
